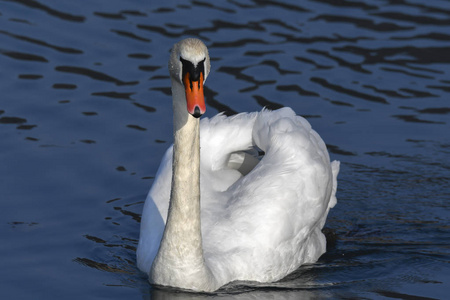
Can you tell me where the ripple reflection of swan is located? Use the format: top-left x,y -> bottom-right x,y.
136,38 -> 339,292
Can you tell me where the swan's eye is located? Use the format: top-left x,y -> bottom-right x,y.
180,57 -> 205,83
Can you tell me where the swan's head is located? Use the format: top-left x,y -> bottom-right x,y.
169,38 -> 211,118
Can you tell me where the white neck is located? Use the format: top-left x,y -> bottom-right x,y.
150,78 -> 217,291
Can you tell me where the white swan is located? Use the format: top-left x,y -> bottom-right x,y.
136,38 -> 340,292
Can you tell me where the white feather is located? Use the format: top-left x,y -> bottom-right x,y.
136,38 -> 340,292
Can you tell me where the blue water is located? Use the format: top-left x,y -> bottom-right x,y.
0,0 -> 449,299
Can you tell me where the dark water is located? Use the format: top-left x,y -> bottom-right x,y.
1,0 -> 449,299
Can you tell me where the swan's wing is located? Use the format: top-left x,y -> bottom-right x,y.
137,107 -> 340,283
136,146 -> 172,274
200,112 -> 259,171
199,112 -> 259,196
137,112 -> 259,274
203,108 -> 340,283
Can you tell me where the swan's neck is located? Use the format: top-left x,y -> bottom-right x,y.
150,78 -> 217,291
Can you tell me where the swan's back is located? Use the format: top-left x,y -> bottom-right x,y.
137,107 -> 339,287
200,108 -> 339,285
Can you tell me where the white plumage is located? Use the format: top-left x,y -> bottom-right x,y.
136,38 -> 339,292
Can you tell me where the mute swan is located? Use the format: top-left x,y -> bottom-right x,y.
136,38 -> 340,292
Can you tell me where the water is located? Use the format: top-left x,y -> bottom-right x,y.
0,0 -> 449,299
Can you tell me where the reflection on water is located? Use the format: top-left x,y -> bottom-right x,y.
0,0 -> 449,299
150,287 -> 322,300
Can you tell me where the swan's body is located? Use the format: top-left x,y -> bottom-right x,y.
137,38 -> 339,292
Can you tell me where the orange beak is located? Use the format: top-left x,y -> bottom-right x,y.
183,71 -> 206,118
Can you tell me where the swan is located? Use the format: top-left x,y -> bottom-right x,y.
136,38 -> 340,292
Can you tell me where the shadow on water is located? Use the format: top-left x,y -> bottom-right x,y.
0,0 -> 449,299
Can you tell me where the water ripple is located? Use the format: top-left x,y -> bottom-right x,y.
110,29 -> 151,43
310,77 -> 388,104
385,0 -> 450,16
0,50 -> 48,62
192,1 -> 236,14
391,32 -> 450,41
0,30 -> 83,54
94,10 -> 147,20
392,115 -> 444,124
7,0 -> 85,22
276,85 -> 319,97
230,0 -> 310,13
55,66 -> 139,86
334,45 -> 450,65
381,67 -> 435,79
311,15 -> 414,32
273,32 -> 371,44
362,84 -> 410,99
373,11 -> 450,26
217,65 -> 276,92
313,0 -> 378,11
307,49 -> 371,74
91,91 -> 135,100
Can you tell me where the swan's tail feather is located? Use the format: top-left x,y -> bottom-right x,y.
329,160 -> 340,209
